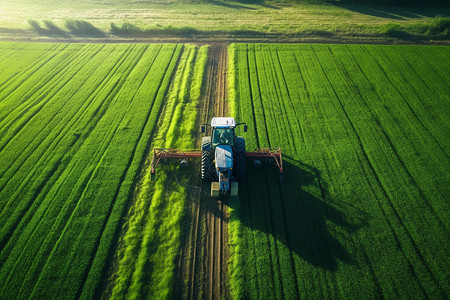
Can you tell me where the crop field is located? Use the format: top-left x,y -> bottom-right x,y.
227,43 -> 450,298
105,44 -> 208,299
0,40 -> 449,300
0,41 -> 207,299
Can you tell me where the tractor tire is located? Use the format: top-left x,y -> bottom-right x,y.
201,137 -> 217,182
235,136 -> 246,181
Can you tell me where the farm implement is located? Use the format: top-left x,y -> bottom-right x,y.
151,117 -> 283,197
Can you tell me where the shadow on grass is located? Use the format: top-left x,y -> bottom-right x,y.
28,19 -> 106,37
28,20 -> 70,37
378,17 -> 450,40
339,4 -> 450,19
206,0 -> 280,10
208,0 -> 258,10
226,156 -> 365,271
64,20 -> 106,37
154,153 -> 366,273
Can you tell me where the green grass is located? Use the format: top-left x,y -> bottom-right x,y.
0,42 -> 182,299
107,44 -> 208,299
228,43 -> 450,298
0,1 -> 448,42
379,17 -> 450,39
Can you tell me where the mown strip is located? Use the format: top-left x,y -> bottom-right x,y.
108,44 -> 208,299
228,43 -> 450,299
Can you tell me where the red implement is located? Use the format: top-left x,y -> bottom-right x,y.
150,147 -> 283,176
245,147 -> 283,175
150,148 -> 201,174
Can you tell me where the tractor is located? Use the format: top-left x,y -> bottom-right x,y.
200,117 -> 247,197
150,117 -> 283,197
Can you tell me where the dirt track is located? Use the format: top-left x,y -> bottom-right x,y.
175,44 -> 231,300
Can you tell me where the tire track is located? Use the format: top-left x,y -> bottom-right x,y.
176,44 -> 230,300
245,45 -> 260,148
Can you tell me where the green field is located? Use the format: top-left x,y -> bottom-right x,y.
0,41 -> 449,299
107,44 -> 208,299
228,43 -> 450,298
0,0 -> 449,42
0,42 -> 203,298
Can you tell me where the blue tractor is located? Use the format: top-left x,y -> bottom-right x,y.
150,117 -> 283,198
201,117 -> 247,197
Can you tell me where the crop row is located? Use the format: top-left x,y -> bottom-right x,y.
0,42 -> 182,298
228,43 -> 449,299
107,45 -> 208,299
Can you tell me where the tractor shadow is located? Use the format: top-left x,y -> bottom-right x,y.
164,154 -> 367,272
225,156 -> 368,271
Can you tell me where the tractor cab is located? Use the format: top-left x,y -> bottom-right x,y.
210,117 -> 236,147
212,127 -> 234,147
202,117 -> 247,148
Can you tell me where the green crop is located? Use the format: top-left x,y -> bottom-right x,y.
228,43 -> 450,299
0,42 -> 182,299
109,44 -> 208,299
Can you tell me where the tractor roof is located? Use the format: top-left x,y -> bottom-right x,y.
211,117 -> 236,128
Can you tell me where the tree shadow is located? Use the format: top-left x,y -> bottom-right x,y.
208,0 -> 258,10
207,0 -> 280,10
338,3 -> 450,19
225,156 -> 368,271
28,19 -> 106,37
64,20 -> 106,37
27,20 -> 70,37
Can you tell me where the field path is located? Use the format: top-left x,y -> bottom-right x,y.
175,44 -> 231,300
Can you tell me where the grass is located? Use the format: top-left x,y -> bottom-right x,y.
0,42 -> 182,299
0,1 -> 449,42
228,43 -> 450,299
107,44 -> 208,299
379,16 -> 450,39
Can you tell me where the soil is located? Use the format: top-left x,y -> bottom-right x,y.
174,44 -> 231,300
1,33 -> 449,45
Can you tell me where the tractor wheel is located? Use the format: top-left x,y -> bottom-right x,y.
235,136 -> 246,181
201,137 -> 217,181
